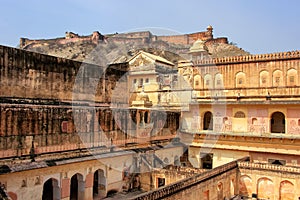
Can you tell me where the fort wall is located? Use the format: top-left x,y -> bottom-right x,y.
20,31 -> 103,49
0,45 -> 125,102
19,26 -> 228,50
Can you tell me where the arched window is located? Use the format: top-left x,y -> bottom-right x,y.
234,111 -> 246,118
273,70 -> 283,86
287,68 -> 297,86
203,111 -> 213,130
259,70 -> 269,87
252,118 -> 257,125
194,74 -> 202,89
235,72 -> 246,88
270,112 -> 285,133
204,74 -> 213,89
214,73 -> 223,88
217,182 -> 224,200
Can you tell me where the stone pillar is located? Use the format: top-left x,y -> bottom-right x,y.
48,109 -> 53,134
141,111 -> 145,127
127,111 -> 131,138
147,111 -> 151,123
6,110 -> 12,136
34,111 -> 39,135
0,108 -> 5,135
12,110 -> 18,135
93,110 -> 99,146
136,110 -> 140,125
61,178 -> 70,200
273,178 -> 279,200
84,173 -> 93,200
78,178 -> 85,200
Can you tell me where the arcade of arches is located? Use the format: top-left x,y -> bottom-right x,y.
197,109 -> 291,134
40,169 -> 106,200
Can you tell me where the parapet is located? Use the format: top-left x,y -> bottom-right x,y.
19,31 -> 104,49
193,50 -> 300,65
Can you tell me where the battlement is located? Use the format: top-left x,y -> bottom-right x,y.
238,161 -> 300,174
19,26 -> 228,50
193,50 -> 300,65
20,31 -> 104,49
157,25 -> 226,45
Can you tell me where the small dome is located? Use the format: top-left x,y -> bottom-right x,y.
189,39 -> 208,53
207,25 -> 213,29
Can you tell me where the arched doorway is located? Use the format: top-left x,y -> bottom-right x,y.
257,178 -> 274,200
203,112 -> 213,130
271,112 -> 285,133
70,173 -> 84,200
279,180 -> 294,200
93,169 -> 106,198
42,178 -> 60,200
200,153 -> 213,169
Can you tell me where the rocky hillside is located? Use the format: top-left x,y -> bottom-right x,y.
21,32 -> 250,65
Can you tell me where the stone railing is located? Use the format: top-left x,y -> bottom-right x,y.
112,135 -> 175,146
190,131 -> 300,140
194,50 -> 300,65
238,161 -> 300,174
153,165 -> 207,176
129,157 -> 249,200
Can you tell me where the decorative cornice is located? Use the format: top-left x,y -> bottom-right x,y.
194,51 -> 300,65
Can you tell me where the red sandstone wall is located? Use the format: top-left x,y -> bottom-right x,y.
111,31 -> 152,39
205,37 -> 228,45
157,35 -> 189,45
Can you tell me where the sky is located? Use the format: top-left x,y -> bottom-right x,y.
0,0 -> 299,54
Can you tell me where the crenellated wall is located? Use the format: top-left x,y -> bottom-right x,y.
20,31 -> 104,49
194,50 -> 300,65
19,26 -> 228,50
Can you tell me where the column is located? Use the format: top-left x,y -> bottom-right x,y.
61,177 -> 70,200
84,173 -> 93,200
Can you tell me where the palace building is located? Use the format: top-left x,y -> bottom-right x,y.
0,27 -> 299,200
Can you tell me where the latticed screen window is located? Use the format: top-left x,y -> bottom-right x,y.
290,76 -> 295,83
275,77 -> 280,83
195,80 -> 199,86
217,79 -> 221,85
206,80 -> 210,86
261,77 -> 266,84
145,78 -> 149,83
